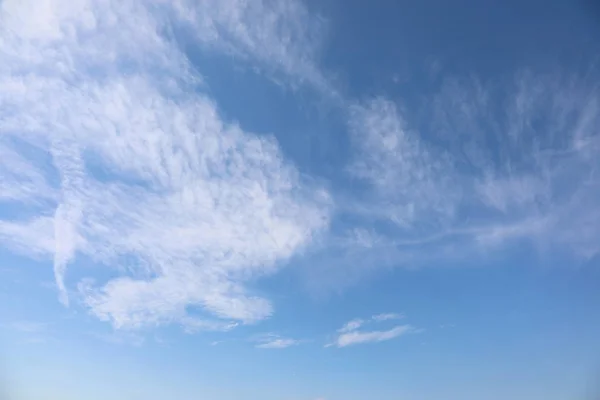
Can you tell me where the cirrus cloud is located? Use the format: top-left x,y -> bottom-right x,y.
1,0 -> 599,337
252,333 -> 303,349
329,313 -> 416,348
0,0 -> 331,330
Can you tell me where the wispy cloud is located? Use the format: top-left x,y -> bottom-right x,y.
330,314 -> 415,348
345,72 -> 600,263
334,325 -> 414,348
348,97 -> 458,230
180,318 -> 239,335
8,321 -> 48,334
372,313 -> 403,322
0,0 -> 331,330
5,321 -> 51,344
256,338 -> 301,349
337,318 -> 364,333
337,314 -> 402,333
252,333 -> 302,349
1,0 -> 598,337
171,0 -> 335,96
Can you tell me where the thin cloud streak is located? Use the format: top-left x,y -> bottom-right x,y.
255,338 -> 301,349
252,333 -> 302,349
330,314 -> 416,347
333,326 -> 415,348
372,313 -> 403,322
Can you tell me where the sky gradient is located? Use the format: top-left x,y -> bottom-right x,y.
1,0 -> 600,399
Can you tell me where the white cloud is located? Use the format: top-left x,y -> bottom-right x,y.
334,325 -> 414,348
1,0 -> 599,337
372,313 -> 403,322
346,72 -> 600,261
256,338 -> 301,349
337,314 -> 401,333
0,0 -> 331,330
330,314 -> 414,347
0,141 -> 57,204
337,318 -> 364,333
348,98 -> 458,229
0,217 -> 56,257
252,333 -> 302,349
476,174 -> 548,214
169,0 -> 335,96
180,317 -> 238,334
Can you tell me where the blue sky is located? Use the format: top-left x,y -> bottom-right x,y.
1,0 -> 600,399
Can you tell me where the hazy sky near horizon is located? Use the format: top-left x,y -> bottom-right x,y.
1,0 -> 600,399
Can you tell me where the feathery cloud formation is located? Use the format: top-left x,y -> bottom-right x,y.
1,0 -> 599,335
346,75 -> 600,260
0,0 -> 331,329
